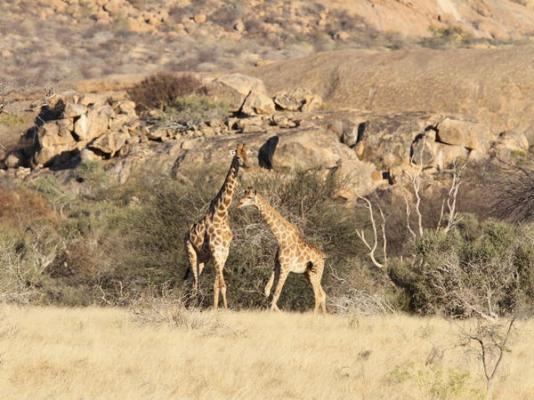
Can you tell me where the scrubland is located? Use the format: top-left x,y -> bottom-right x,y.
0,305 -> 532,400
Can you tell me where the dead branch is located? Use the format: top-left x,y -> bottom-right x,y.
444,165 -> 462,233
402,190 -> 417,240
356,196 -> 386,269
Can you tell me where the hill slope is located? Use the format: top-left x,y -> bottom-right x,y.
253,46 -> 534,136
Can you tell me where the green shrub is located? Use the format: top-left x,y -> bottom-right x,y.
389,216 -> 534,317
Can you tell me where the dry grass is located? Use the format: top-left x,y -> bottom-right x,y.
0,306 -> 533,399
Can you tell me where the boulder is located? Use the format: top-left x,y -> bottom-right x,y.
4,152 -> 22,169
35,122 -> 78,166
240,91 -> 275,116
80,93 -> 110,107
103,0 -> 124,16
109,113 -> 132,131
115,100 -> 137,118
80,148 -> 101,162
57,118 -> 74,137
73,114 -> 89,140
433,143 -> 469,170
89,130 -> 129,156
495,131 -> 529,153
235,116 -> 266,134
63,102 -> 87,118
85,105 -> 113,141
436,117 -> 492,151
204,74 -> 269,112
333,159 -> 381,201
271,114 -> 299,129
273,88 -> 322,112
234,20 -> 245,32
193,14 -> 206,24
268,130 -> 357,171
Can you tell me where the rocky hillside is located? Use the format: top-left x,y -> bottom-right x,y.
2,0 -> 534,91
252,46 -> 534,141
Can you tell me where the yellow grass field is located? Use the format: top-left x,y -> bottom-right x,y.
0,305 -> 533,400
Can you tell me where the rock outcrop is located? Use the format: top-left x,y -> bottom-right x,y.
32,93 -> 138,166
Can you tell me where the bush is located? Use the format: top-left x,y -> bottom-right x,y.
128,73 -> 202,112
490,161 -> 534,222
389,217 -> 534,318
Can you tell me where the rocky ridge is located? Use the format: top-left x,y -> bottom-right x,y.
1,71 -> 529,202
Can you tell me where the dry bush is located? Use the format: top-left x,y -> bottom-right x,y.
489,161 -> 534,222
0,221 -> 64,304
460,318 -> 516,400
127,73 -> 202,112
0,185 -> 56,227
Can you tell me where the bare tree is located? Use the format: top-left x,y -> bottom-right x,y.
460,318 -> 516,400
357,164 -> 463,269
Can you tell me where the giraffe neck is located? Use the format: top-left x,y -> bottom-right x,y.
210,157 -> 239,218
255,195 -> 296,244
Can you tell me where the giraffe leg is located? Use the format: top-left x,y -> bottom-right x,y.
212,247 -> 230,310
264,271 -> 275,298
270,268 -> 289,312
305,271 -> 320,315
320,286 -> 327,314
213,274 -> 220,310
265,250 -> 280,297
310,277 -> 325,315
307,262 -> 327,315
185,240 -> 199,294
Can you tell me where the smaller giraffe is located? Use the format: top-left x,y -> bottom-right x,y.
237,188 -> 327,314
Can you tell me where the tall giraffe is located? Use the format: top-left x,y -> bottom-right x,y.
237,188 -> 327,314
184,143 -> 250,309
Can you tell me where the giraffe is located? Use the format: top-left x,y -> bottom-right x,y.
237,188 -> 327,314
184,143 -> 250,309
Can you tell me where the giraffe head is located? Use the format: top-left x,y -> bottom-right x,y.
237,187 -> 259,209
231,143 -> 251,169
